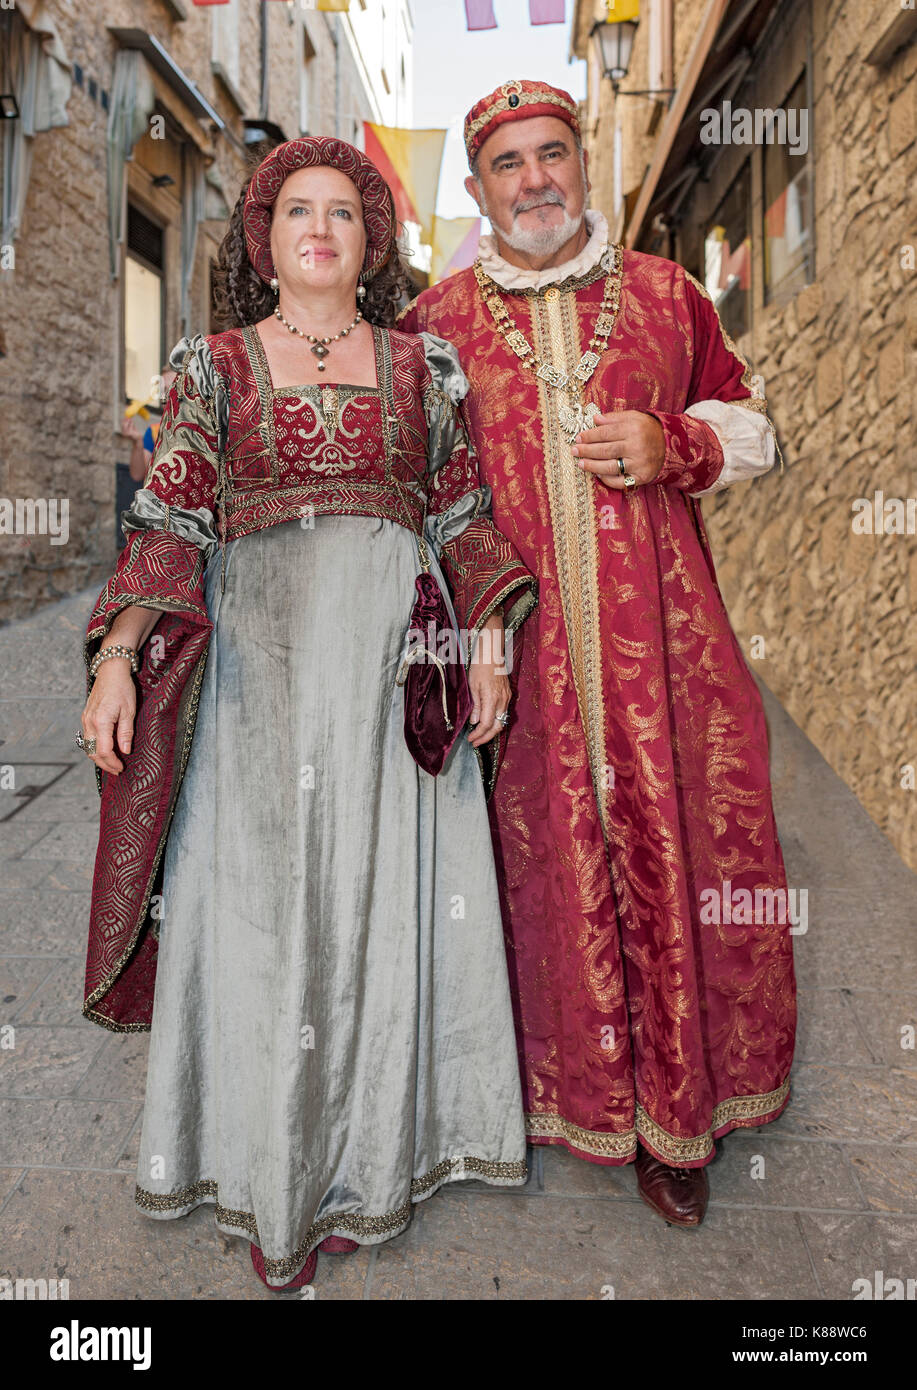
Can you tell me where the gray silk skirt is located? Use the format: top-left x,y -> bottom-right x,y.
133,514 -> 528,1285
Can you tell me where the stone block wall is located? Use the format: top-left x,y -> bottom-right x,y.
575,0 -> 917,869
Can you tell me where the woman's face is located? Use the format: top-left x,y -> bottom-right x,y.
269,165 -> 368,298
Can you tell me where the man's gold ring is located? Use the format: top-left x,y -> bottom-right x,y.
616,457 -> 626,476
623,474 -> 637,493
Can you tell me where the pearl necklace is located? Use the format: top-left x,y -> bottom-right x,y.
272,304 -> 363,371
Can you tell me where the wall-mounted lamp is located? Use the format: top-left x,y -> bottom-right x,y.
0,93 -> 20,120
591,17 -> 676,98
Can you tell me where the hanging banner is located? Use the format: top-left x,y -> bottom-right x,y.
430,217 -> 481,284
606,0 -> 640,19
529,1 -> 566,23
465,0 -> 498,31
363,123 -> 446,245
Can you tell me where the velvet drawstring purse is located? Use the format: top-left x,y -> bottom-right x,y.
393,485 -> 473,776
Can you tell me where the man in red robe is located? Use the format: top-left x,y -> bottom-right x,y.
399,80 -> 797,1225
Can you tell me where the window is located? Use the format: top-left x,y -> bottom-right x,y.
704,161 -> 752,341
763,70 -> 813,302
124,205 -> 164,408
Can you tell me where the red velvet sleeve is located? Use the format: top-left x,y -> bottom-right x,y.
646,270 -> 761,492
82,338 -> 224,1030
422,361 -> 537,645
87,337 -> 223,655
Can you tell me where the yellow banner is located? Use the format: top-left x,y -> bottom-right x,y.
430,217 -> 481,284
366,124 -> 446,245
317,1 -> 350,12
606,0 -> 639,20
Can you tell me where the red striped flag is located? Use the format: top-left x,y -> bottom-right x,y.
465,0 -> 497,31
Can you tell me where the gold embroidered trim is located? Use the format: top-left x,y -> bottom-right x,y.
240,326 -> 280,489
531,292 -> 611,853
136,1155 -> 528,1281
475,576 -> 539,642
466,89 -> 579,154
494,247 -> 617,302
526,1114 -> 636,1159
223,482 -> 425,541
525,1077 -> 791,1163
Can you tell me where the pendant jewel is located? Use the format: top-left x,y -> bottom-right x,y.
557,398 -> 599,446
272,304 -> 363,374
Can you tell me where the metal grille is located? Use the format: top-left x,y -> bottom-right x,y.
127,205 -> 164,270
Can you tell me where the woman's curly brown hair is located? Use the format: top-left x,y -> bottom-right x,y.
211,154 -> 414,333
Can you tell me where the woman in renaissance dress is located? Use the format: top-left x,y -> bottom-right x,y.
78,137 -> 538,1290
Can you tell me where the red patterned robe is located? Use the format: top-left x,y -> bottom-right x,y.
400,231 -> 797,1167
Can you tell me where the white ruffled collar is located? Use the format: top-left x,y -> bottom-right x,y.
476,209 -> 609,291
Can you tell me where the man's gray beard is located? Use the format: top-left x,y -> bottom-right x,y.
488,204 -> 582,257
477,173 -> 586,258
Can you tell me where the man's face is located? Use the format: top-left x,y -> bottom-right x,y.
464,115 -> 589,258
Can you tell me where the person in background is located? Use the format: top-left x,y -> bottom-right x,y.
116,365 -> 176,547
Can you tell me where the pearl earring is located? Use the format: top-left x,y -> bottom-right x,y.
270,276 -> 279,294
356,282 -> 366,302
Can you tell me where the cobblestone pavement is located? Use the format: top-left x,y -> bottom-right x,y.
1,587 -> 915,1300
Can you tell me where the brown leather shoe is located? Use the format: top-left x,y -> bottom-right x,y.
635,1144 -> 710,1226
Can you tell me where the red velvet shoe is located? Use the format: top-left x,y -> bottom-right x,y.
250,1242 -> 317,1289
319,1235 -> 359,1254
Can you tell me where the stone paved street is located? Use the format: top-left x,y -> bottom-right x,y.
1,587 -> 915,1300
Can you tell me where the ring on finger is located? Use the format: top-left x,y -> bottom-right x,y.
616,456 -> 626,477
623,474 -> 637,493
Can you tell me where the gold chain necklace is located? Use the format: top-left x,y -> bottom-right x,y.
473,244 -> 623,445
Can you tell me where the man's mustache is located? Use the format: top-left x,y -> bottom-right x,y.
512,191 -> 566,219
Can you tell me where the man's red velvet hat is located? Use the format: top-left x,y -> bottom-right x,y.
243,135 -> 396,285
464,79 -> 582,167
